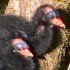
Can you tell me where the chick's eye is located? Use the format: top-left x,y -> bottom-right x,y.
45,10 -> 59,19
15,43 -> 24,50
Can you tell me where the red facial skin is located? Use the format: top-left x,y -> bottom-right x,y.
43,7 -> 66,28
11,38 -> 33,57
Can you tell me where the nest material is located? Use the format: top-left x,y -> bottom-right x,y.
37,28 -> 68,70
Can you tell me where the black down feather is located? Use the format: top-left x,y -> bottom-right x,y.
0,15 -> 35,70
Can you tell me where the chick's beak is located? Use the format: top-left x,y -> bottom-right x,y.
51,17 -> 66,28
18,48 -> 33,57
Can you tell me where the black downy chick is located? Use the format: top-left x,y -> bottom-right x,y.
28,4 -> 66,56
0,15 -> 35,70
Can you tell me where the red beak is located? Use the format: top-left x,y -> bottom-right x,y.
18,48 -> 33,57
51,17 -> 66,28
